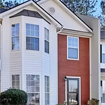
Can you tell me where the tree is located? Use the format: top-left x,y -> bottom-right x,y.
61,0 -> 97,16
0,0 -> 19,10
0,88 -> 27,105
99,0 -> 105,29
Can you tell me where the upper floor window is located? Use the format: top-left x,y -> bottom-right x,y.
44,28 -> 49,53
26,23 -> 39,50
12,24 -> 19,50
67,36 -> 79,60
102,45 -> 105,63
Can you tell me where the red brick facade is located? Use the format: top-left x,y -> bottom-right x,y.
58,34 -> 90,105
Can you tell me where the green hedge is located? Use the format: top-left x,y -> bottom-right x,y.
0,88 -> 27,105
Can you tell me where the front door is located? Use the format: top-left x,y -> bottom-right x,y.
67,78 -> 79,105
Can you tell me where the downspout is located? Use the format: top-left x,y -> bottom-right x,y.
0,18 -> 3,92
56,25 -> 63,104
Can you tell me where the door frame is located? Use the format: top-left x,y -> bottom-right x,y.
65,76 -> 81,105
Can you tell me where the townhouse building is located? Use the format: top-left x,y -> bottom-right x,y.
0,0 -> 100,105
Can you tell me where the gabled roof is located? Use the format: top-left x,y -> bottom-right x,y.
38,0 -> 93,32
0,0 -> 62,27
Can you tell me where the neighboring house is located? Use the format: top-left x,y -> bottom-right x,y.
100,29 -> 105,105
0,0 -> 100,105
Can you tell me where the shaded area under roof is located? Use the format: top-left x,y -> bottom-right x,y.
10,9 -> 50,24
101,30 -> 105,39
10,9 -> 42,18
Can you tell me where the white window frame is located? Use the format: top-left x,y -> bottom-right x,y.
65,76 -> 81,105
26,74 -> 40,105
12,74 -> 20,89
45,76 -> 50,105
67,36 -> 79,60
26,23 -> 39,51
11,23 -> 19,50
44,28 -> 49,54
102,44 -> 105,63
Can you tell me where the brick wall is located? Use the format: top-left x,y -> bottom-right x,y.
58,34 -> 90,105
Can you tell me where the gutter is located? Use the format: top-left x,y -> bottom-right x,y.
57,25 -> 64,34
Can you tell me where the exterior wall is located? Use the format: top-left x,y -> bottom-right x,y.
1,4 -> 58,105
58,34 -> 90,105
1,15 -> 11,91
78,15 -> 100,101
40,0 -> 89,32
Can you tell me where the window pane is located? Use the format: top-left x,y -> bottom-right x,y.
12,37 -> 19,50
26,75 -> 40,105
26,37 -> 39,50
69,80 -> 78,92
27,93 -> 40,105
26,24 -> 30,30
102,54 -> 105,63
45,41 -> 49,53
68,48 -> 78,59
12,24 -> 19,50
68,37 -> 78,48
12,24 -> 19,36
102,45 -> 105,53
35,30 -> 39,37
12,75 -> 20,89
45,28 -> 49,41
45,76 -> 49,105
26,30 -> 30,36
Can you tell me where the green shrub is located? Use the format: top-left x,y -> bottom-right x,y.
0,88 -> 27,105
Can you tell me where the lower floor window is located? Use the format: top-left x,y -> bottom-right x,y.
12,75 -> 20,89
26,75 -> 40,105
45,76 -> 50,105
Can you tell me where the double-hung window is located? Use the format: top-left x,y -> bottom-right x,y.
102,45 -> 105,63
12,75 -> 20,89
67,36 -> 79,60
12,24 -> 19,50
45,76 -> 50,105
26,23 -> 39,50
26,75 -> 40,105
44,28 -> 49,53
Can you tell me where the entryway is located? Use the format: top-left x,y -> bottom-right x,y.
67,77 -> 80,105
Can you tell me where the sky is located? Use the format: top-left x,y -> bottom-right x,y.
95,0 -> 102,16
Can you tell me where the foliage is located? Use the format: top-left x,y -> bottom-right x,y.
0,88 -> 27,105
101,0 -> 105,15
0,0 -> 19,10
100,0 -> 105,29
4,0 -> 19,9
61,0 -> 97,16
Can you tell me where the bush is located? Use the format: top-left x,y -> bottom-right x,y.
0,88 -> 27,105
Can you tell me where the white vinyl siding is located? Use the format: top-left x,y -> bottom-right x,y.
67,36 -> 79,60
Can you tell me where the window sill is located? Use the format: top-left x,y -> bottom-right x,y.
67,58 -> 79,61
